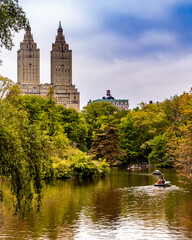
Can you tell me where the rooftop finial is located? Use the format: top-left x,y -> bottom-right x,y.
59,21 -> 62,28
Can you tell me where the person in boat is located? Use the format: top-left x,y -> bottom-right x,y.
162,177 -> 165,184
158,178 -> 162,184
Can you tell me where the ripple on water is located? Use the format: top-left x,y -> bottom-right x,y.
119,184 -> 184,197
73,213 -> 191,240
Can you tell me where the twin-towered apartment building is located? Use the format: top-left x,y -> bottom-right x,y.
17,22 -> 80,111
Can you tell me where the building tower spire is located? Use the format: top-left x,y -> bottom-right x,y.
17,27 -> 40,86
50,23 -> 80,111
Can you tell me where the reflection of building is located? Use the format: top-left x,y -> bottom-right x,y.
88,90 -> 129,110
17,23 -> 80,111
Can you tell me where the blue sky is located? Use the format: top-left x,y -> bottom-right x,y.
1,0 -> 192,109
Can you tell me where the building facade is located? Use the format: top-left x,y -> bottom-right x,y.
51,22 -> 79,109
88,90 -> 129,111
17,26 -> 40,95
17,23 -> 80,111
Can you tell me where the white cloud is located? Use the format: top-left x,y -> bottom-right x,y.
20,0 -> 100,34
59,0 -> 192,21
20,0 -> 192,37
73,54 -> 192,109
138,31 -> 177,47
70,29 -> 178,62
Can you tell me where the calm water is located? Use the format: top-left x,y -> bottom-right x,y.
0,167 -> 192,239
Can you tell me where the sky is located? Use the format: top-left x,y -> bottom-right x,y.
1,0 -> 192,109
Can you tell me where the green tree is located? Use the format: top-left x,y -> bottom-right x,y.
148,133 -> 172,167
0,75 -> 14,99
168,91 -> 192,182
0,0 -> 28,50
24,95 -> 47,124
58,105 -> 88,151
89,123 -> 125,165
38,87 -> 62,137
0,100 -> 48,215
0,77 -> 51,215
119,102 -> 167,163
119,112 -> 142,163
82,102 -> 120,149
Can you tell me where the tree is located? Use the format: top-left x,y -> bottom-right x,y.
58,105 -> 88,151
0,97 -> 48,215
0,0 -> 28,50
0,75 -> 14,100
169,133 -> 192,183
0,76 -> 51,215
89,123 -> 125,165
82,102 -> 120,149
168,91 -> 192,182
119,102 -> 167,163
24,95 -> 47,124
119,112 -> 142,163
148,133 -> 172,167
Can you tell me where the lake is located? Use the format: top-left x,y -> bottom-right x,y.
0,167 -> 192,239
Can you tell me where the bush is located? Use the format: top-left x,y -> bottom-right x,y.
49,152 -> 110,179
71,153 -> 99,177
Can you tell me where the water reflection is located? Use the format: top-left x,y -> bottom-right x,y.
0,168 -> 192,239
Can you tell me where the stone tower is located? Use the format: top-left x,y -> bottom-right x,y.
17,23 -> 80,111
51,22 -> 80,111
51,21 -> 72,85
17,27 -> 40,86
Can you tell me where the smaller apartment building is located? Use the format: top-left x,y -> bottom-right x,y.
88,90 -> 129,111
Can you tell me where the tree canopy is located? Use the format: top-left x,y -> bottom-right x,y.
0,0 -> 28,50
89,123 -> 125,165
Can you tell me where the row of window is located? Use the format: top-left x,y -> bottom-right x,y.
54,64 -> 70,67
54,53 -> 69,56
118,107 -> 129,110
55,76 -> 70,78
55,82 -> 70,86
26,44 -> 34,48
19,54 -> 38,58
56,66 -> 70,69
18,64 -> 38,68
22,81 -> 38,83
56,69 -> 70,73
57,46 -> 67,51
23,73 -> 38,76
111,102 -> 128,105
24,69 -> 38,72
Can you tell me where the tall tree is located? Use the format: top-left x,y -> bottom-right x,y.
168,91 -> 192,182
82,102 -> 120,149
119,103 -> 167,163
89,123 -> 125,165
58,105 -> 88,151
0,76 -> 50,215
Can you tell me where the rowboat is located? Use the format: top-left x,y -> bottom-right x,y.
152,169 -> 162,175
154,181 -> 171,187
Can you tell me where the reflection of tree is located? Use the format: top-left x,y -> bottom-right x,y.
178,199 -> 192,234
91,186 -> 122,223
121,188 -> 165,221
0,180 -> 81,239
1,170 -> 192,239
0,178 -> 111,239
165,190 -> 192,238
